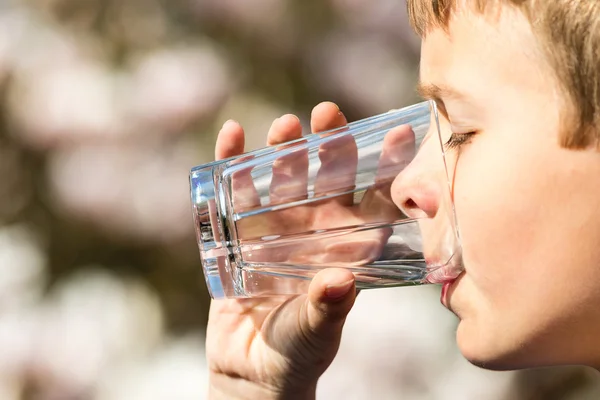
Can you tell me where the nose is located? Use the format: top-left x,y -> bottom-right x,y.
390,137 -> 443,220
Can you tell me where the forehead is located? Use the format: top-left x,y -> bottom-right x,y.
418,6 -> 549,99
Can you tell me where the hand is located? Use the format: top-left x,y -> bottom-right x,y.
206,102 -> 415,399
206,103 -> 360,400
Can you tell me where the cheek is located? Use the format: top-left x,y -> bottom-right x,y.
449,130 -> 600,364
448,137 -> 553,318
445,138 -> 554,364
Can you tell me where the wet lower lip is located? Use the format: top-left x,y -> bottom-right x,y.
441,280 -> 455,308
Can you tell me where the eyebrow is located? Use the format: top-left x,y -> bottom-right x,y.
416,82 -> 467,102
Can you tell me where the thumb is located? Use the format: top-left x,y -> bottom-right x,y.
261,268 -> 357,385
305,268 -> 357,344
289,268 -> 357,379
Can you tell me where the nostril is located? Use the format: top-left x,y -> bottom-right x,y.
392,178 -> 441,220
401,197 -> 429,219
404,198 -> 418,210
390,150 -> 443,221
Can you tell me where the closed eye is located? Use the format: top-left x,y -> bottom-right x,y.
444,131 -> 475,150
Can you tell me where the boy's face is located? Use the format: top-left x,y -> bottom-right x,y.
417,6 -> 600,368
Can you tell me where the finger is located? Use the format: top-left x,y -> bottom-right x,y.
268,115 -> 308,203
215,120 -> 245,160
310,102 -> 357,206
305,268 -> 357,348
314,134 -> 358,206
307,268 -> 356,328
267,114 -> 302,146
261,268 -> 357,381
311,102 -> 347,133
361,125 -> 416,220
212,121 -> 257,295
215,120 -> 260,212
231,163 -> 261,213
376,125 -> 416,184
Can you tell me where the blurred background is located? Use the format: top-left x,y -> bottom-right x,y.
0,0 -> 599,398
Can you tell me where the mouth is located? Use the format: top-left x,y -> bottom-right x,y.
424,261 -> 463,284
423,259 -> 465,309
440,271 -> 465,308
440,280 -> 455,308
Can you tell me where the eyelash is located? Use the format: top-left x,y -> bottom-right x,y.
444,131 -> 476,150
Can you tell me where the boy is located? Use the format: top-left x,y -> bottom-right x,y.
207,1 -> 600,398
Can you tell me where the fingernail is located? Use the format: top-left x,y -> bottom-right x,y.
327,101 -> 340,112
325,279 -> 354,300
280,114 -> 300,124
222,119 -> 237,130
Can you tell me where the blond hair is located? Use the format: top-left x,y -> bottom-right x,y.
407,0 -> 600,149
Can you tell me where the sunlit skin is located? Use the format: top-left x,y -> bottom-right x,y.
207,106 -> 362,400
206,4 -> 600,399
415,6 -> 600,370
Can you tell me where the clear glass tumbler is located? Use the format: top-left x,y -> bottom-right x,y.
190,101 -> 463,299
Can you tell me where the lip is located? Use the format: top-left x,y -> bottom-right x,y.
424,261 -> 463,284
440,281 -> 454,308
440,271 -> 465,308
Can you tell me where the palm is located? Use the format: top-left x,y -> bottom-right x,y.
239,199 -> 394,267
207,198 -> 381,389
235,126 -> 412,269
207,207 -> 397,392
207,295 -> 302,386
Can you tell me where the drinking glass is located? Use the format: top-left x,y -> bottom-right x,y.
190,101 -> 463,299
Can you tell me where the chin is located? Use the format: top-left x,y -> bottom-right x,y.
455,320 -> 534,371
